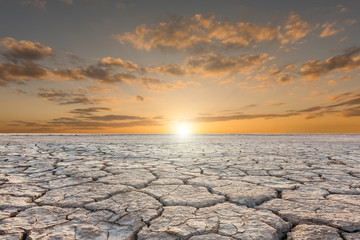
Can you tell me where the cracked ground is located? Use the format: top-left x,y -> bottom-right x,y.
0,134 -> 360,240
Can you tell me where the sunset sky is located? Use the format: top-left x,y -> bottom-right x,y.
1,0 -> 360,133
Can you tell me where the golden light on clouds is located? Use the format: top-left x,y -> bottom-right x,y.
0,1 -> 359,133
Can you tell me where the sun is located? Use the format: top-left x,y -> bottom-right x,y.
176,122 -> 192,137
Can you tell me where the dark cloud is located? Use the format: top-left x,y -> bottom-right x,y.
269,64 -> 297,77
80,65 -> 115,82
295,93 -> 360,117
295,106 -> 324,113
196,92 -> 360,123
156,64 -> 186,76
277,74 -> 295,84
53,65 -> 137,84
69,107 -> 112,115
7,106 -> 162,131
243,104 -> 257,108
62,97 -> 101,105
135,95 -> 145,101
329,95 -> 360,108
270,103 -> 286,106
8,117 -> 162,131
49,117 -> 161,130
8,120 -> 46,127
65,52 -> 85,64
139,77 -> 166,91
185,53 -> 269,76
38,89 -> 69,100
300,47 -> 360,80
289,93 -> 360,115
194,112 -> 299,122
0,62 -> 48,85
341,107 -> 360,117
330,91 -> 357,102
87,86 -> 114,93
81,114 -> 145,121
140,76 -> 163,85
52,68 -> 83,80
13,88 -> 27,95
37,88 -> 102,105
1,37 -> 54,61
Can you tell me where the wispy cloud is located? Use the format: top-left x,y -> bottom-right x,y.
65,52 -> 85,64
336,4 -> 347,13
69,107 -> 112,115
48,118 -> 161,130
195,91 -> 360,122
7,108 -> 163,131
81,114 -> 145,121
341,106 -> 360,117
194,112 -> 298,122
320,22 -> 344,38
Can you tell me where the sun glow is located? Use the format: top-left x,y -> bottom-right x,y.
176,122 -> 192,137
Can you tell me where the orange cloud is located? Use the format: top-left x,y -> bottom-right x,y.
281,12 -> 311,44
320,22 -> 344,38
100,57 -> 138,71
116,13 -> 311,53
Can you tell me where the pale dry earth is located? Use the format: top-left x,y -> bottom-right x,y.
0,134 -> 360,240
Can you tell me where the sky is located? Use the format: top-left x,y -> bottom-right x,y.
0,0 -> 360,133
